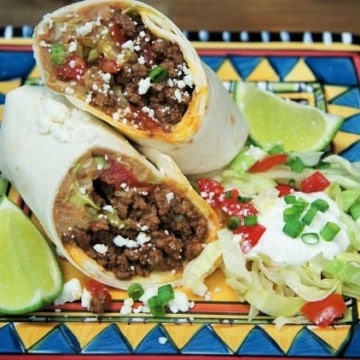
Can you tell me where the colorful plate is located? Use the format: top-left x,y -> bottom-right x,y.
0,29 -> 360,359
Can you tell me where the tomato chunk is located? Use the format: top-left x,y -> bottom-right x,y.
55,55 -> 86,81
249,154 -> 288,173
130,106 -> 159,130
108,22 -> 127,45
301,293 -> 346,327
84,279 -> 112,314
99,158 -> 138,188
300,171 -> 330,193
99,57 -> 119,74
276,184 -> 294,197
235,224 -> 266,253
197,178 -> 225,208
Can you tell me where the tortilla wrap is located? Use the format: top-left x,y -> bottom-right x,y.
0,85 -> 219,289
33,0 -> 248,174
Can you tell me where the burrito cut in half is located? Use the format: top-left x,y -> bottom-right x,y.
33,0 -> 248,174
0,85 -> 219,289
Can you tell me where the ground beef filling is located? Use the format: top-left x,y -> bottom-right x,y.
45,7 -> 195,131
61,181 -> 208,280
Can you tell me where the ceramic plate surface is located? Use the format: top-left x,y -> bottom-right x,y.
0,29 -> 360,358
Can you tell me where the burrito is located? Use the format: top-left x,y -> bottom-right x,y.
32,0 -> 248,174
0,85 -> 219,289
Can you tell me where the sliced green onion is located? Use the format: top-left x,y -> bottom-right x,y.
227,216 -> 241,230
224,190 -> 233,199
51,43 -> 66,65
282,220 -> 305,238
148,65 -> 168,83
244,215 -> 258,226
301,232 -> 320,245
237,196 -> 252,203
268,144 -> 284,155
148,295 -> 165,317
320,222 -> 340,241
316,161 -> 331,169
128,282 -> 144,300
157,284 -> 175,305
301,206 -> 318,225
284,195 -> 297,204
312,199 -> 329,212
293,197 -> 309,210
349,199 -> 360,220
283,206 -> 303,222
287,156 -> 305,173
0,176 -> 9,197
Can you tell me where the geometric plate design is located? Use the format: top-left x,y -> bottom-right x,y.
1,31 -> 360,358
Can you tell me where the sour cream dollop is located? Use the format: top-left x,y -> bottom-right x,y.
247,191 -> 350,266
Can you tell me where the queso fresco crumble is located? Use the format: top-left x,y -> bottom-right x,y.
36,4 -> 195,132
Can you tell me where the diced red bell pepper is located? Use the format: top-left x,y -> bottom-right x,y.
300,171 -> 330,193
249,153 -> 288,173
301,293 -> 346,327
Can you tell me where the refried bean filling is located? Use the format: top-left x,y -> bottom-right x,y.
39,5 -> 195,132
55,152 -> 208,280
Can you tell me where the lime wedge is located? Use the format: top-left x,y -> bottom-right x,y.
235,82 -> 343,152
0,192 -> 63,314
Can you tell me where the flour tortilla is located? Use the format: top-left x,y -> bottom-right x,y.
33,0 -> 248,174
0,85 -> 219,289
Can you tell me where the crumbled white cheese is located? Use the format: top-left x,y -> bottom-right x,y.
120,298 -> 134,315
93,243 -> 108,254
136,232 -> 151,245
103,205 -> 115,213
166,192 -> 174,203
138,56 -> 146,65
68,41 -> 78,52
158,337 -> 168,345
65,87 -> 75,95
81,288 -> 92,310
113,235 -> 139,248
76,21 -> 98,37
138,77 -> 151,95
54,278 -> 82,305
122,40 -> 135,51
42,13 -> 53,29
168,290 -> 194,313
174,89 -> 183,102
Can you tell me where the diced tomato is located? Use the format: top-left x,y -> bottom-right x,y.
235,224 -> 266,253
276,184 -> 294,197
130,106 -> 159,130
99,158 -> 138,188
99,57 -> 119,74
221,198 -> 258,219
84,279 -> 112,314
301,293 -> 346,327
55,55 -> 86,81
197,178 -> 225,208
300,171 -> 330,193
108,22 -> 127,45
249,153 -> 288,173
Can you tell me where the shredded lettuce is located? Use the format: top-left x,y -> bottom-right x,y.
184,145 -> 360,324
